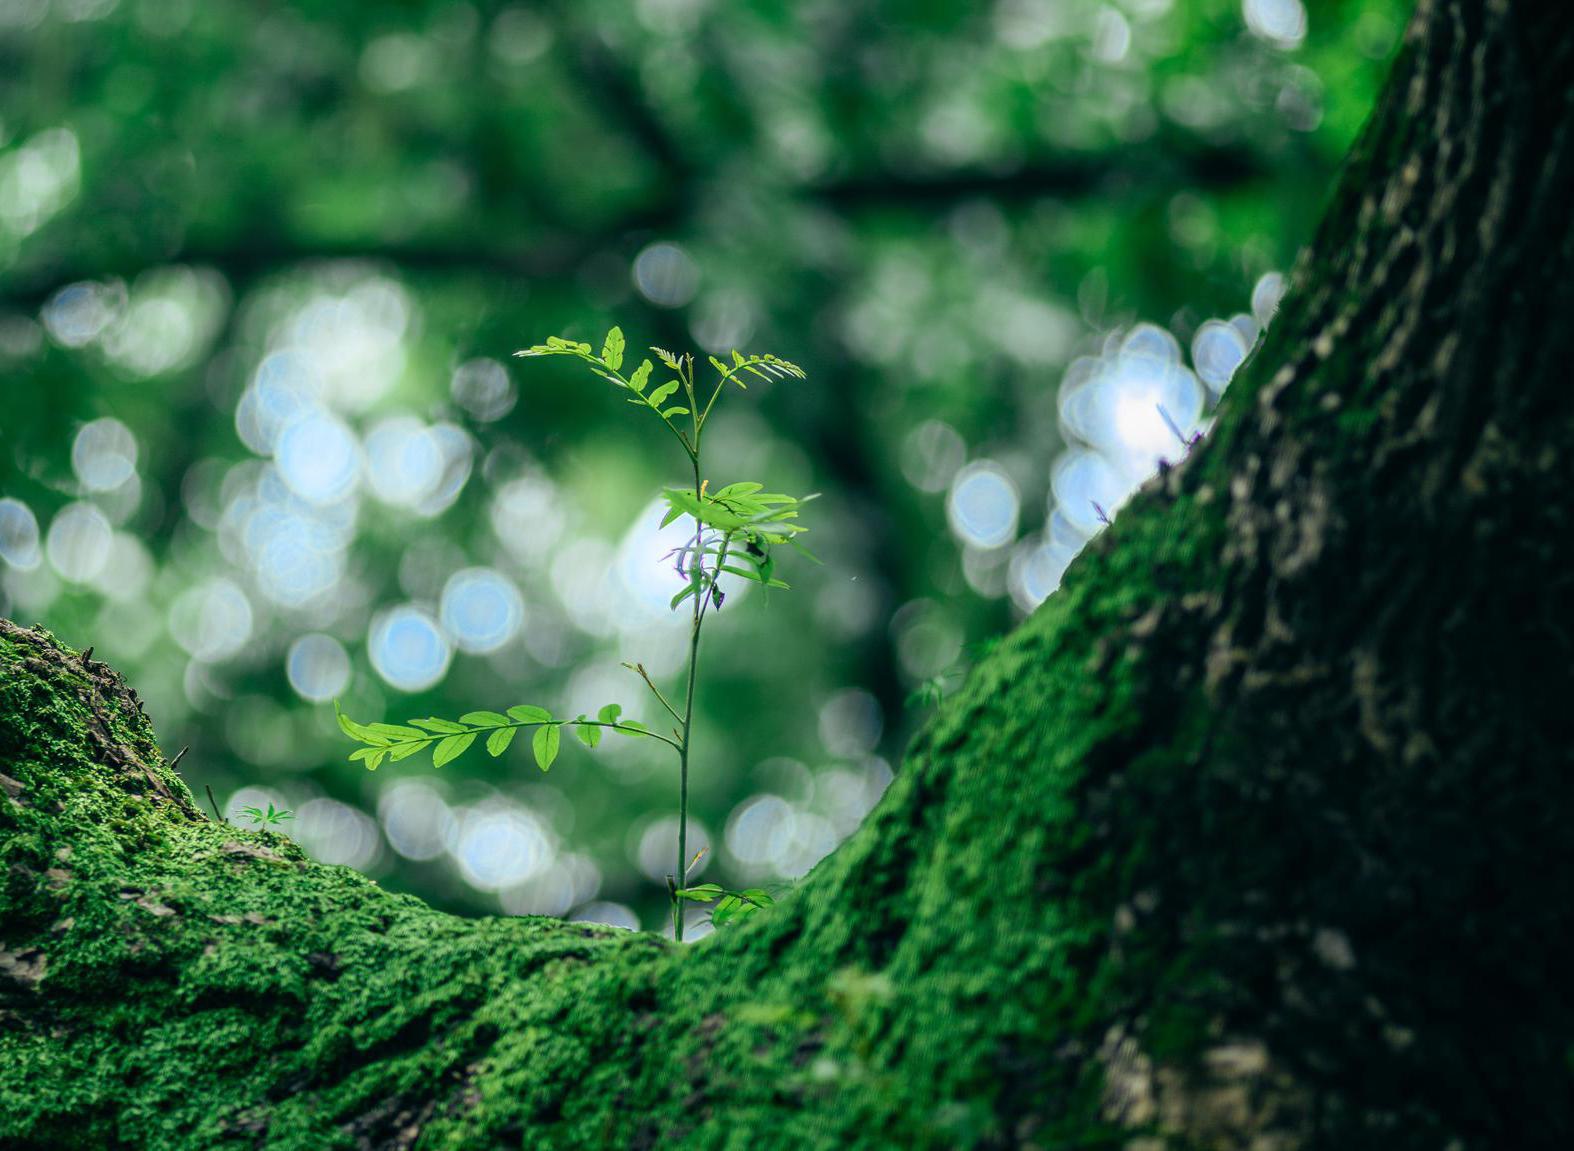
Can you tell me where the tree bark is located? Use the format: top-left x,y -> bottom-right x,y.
4,1 -> 1573,1147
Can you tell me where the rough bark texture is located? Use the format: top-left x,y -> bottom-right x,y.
4,1 -> 1573,1147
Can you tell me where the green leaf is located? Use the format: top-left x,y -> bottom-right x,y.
532,724 -> 560,771
629,360 -> 653,393
670,583 -> 699,610
412,717 -> 467,734
507,705 -> 552,724
335,702 -> 386,745
664,488 -> 748,532
389,740 -> 430,762
787,537 -> 823,564
612,719 -> 650,738
601,327 -> 625,371
713,888 -> 774,926
460,711 -> 509,727
367,722 -> 426,740
647,380 -> 680,407
662,406 -> 690,419
334,702 -> 361,740
573,717 -> 602,748
486,727 -> 516,757
433,732 -> 475,767
732,349 -> 745,367
676,884 -> 724,902
597,703 -> 622,725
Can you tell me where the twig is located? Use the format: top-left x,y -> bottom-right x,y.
204,783 -> 224,824
623,661 -> 684,724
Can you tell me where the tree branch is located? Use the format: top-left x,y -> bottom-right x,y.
0,140 -> 1267,312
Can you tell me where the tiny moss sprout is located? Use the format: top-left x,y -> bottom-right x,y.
337,329 -> 813,940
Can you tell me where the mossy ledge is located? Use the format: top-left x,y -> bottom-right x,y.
5,3 -> 1574,1147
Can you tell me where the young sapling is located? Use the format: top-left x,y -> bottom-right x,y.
337,329 -> 813,939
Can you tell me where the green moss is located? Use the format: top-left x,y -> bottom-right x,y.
1,624 -> 675,1149
0,486 -> 1213,1150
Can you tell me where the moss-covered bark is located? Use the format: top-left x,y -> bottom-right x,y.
5,2 -> 1573,1147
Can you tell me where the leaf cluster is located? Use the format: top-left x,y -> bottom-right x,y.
662,482 -> 818,609
515,328 -> 805,460
673,883 -> 778,927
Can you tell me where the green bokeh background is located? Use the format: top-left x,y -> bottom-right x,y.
0,0 -> 1403,931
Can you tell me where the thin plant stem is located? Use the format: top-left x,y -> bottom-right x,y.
625,663 -> 683,725
674,451 -> 705,942
487,720 -> 684,754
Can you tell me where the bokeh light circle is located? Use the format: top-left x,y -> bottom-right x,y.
368,604 -> 452,692
439,567 -> 525,654
0,499 -> 42,570
71,417 -> 138,491
286,633 -> 352,702
946,460 -> 1020,550
46,501 -> 114,582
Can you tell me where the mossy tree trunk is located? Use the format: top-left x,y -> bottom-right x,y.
4,2 -> 1573,1147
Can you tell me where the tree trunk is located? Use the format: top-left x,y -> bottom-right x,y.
4,2 -> 1572,1147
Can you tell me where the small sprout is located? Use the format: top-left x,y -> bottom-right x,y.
238,803 -> 294,828
905,675 -> 952,710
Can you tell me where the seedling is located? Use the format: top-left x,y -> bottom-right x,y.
238,802 -> 295,828
337,329 -> 815,939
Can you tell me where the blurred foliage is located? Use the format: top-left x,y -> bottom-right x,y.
0,0 -> 1405,932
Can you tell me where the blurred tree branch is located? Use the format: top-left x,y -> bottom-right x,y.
0,140 -> 1270,310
